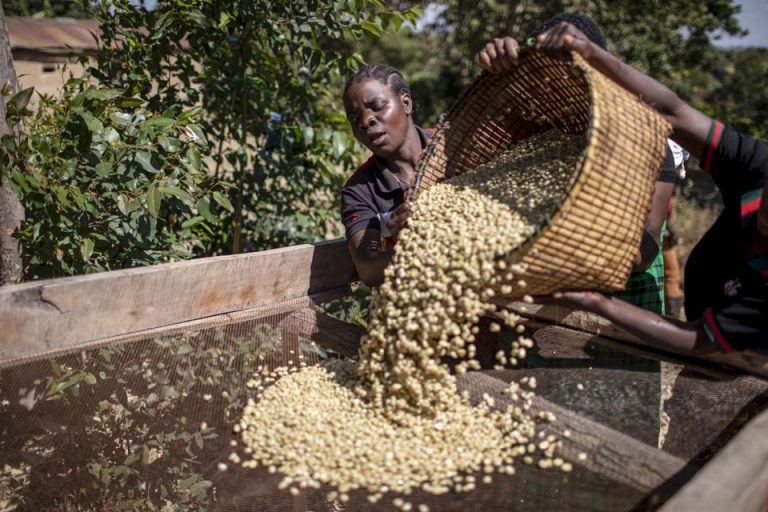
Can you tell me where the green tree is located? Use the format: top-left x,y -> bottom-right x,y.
693,47 -> 768,141
92,0 -> 417,254
367,0 -> 746,125
2,0 -> 416,279
2,0 -> 93,18
2,79 -> 230,278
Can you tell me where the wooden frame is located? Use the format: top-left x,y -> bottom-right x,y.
1,238 -> 767,509
0,239 -> 355,361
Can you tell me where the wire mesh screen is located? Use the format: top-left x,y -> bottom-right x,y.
0,302 -> 765,511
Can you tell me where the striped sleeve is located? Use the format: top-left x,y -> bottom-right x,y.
700,279 -> 768,353
701,120 -> 724,174
702,308 -> 734,354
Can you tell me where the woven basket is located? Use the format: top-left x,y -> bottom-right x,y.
411,51 -> 672,297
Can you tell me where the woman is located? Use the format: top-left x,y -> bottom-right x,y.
340,65 -> 433,287
476,23 -> 768,355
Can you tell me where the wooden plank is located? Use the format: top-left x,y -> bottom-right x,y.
456,372 -> 690,493
660,408 -> 768,512
0,239 -> 357,361
495,298 -> 768,378
0,289 -> 351,369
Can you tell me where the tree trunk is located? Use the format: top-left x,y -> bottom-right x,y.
0,5 -> 23,285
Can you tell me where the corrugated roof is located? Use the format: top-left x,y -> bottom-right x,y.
6,17 -> 101,52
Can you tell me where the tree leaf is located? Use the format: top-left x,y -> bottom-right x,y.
80,238 -> 95,262
116,194 -> 128,215
302,125 -> 314,146
332,131 -> 349,159
146,117 -> 176,130
196,197 -> 217,223
85,87 -> 123,101
109,112 -> 133,126
104,127 -> 120,144
10,87 -> 34,112
181,215 -> 205,229
360,20 -> 382,36
184,124 -> 207,148
212,191 -> 234,212
115,97 -> 144,108
158,135 -> 181,153
147,183 -> 161,218
186,146 -> 201,171
190,480 -> 212,498
74,115 -> 93,154
135,151 -> 161,173
95,161 -> 112,177
158,185 -> 194,206
179,475 -> 198,490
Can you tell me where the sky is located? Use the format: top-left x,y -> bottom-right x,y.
710,0 -> 767,48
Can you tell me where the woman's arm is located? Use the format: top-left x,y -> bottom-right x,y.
347,201 -> 412,287
553,291 -> 717,355
536,23 -> 711,157
636,181 -> 674,270
347,228 -> 392,287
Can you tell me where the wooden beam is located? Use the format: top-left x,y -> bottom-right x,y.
495,299 -> 768,378
456,372 -> 690,493
660,408 -> 768,512
0,239 -> 358,361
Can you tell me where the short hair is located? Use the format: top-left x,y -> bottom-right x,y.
530,13 -> 607,50
343,64 -> 411,102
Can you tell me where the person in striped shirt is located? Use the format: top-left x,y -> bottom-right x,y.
480,21 -> 767,354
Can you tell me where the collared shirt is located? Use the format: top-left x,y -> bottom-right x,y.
341,126 -> 434,244
686,119 -> 768,353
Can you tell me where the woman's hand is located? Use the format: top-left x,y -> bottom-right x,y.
475,37 -> 521,73
387,201 -> 412,239
535,22 -> 597,60
552,290 -> 609,314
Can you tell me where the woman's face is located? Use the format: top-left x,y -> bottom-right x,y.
344,78 -> 412,160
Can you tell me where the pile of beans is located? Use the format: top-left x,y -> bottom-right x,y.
237,130 -> 583,509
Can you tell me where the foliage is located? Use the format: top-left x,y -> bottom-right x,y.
2,0 -> 93,18
322,281 -> 373,327
372,0 -> 746,125
1,80 -> 230,278
90,0 -> 419,254
692,47 -> 768,141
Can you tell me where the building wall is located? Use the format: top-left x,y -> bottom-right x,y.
13,58 -> 87,105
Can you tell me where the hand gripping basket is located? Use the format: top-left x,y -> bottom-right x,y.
411,51 -> 672,297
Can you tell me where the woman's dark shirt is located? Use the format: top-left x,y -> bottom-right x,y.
685,120 -> 768,353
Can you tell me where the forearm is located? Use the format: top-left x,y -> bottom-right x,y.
576,44 -> 709,156
635,181 -> 674,271
597,296 -> 713,354
352,249 -> 393,287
